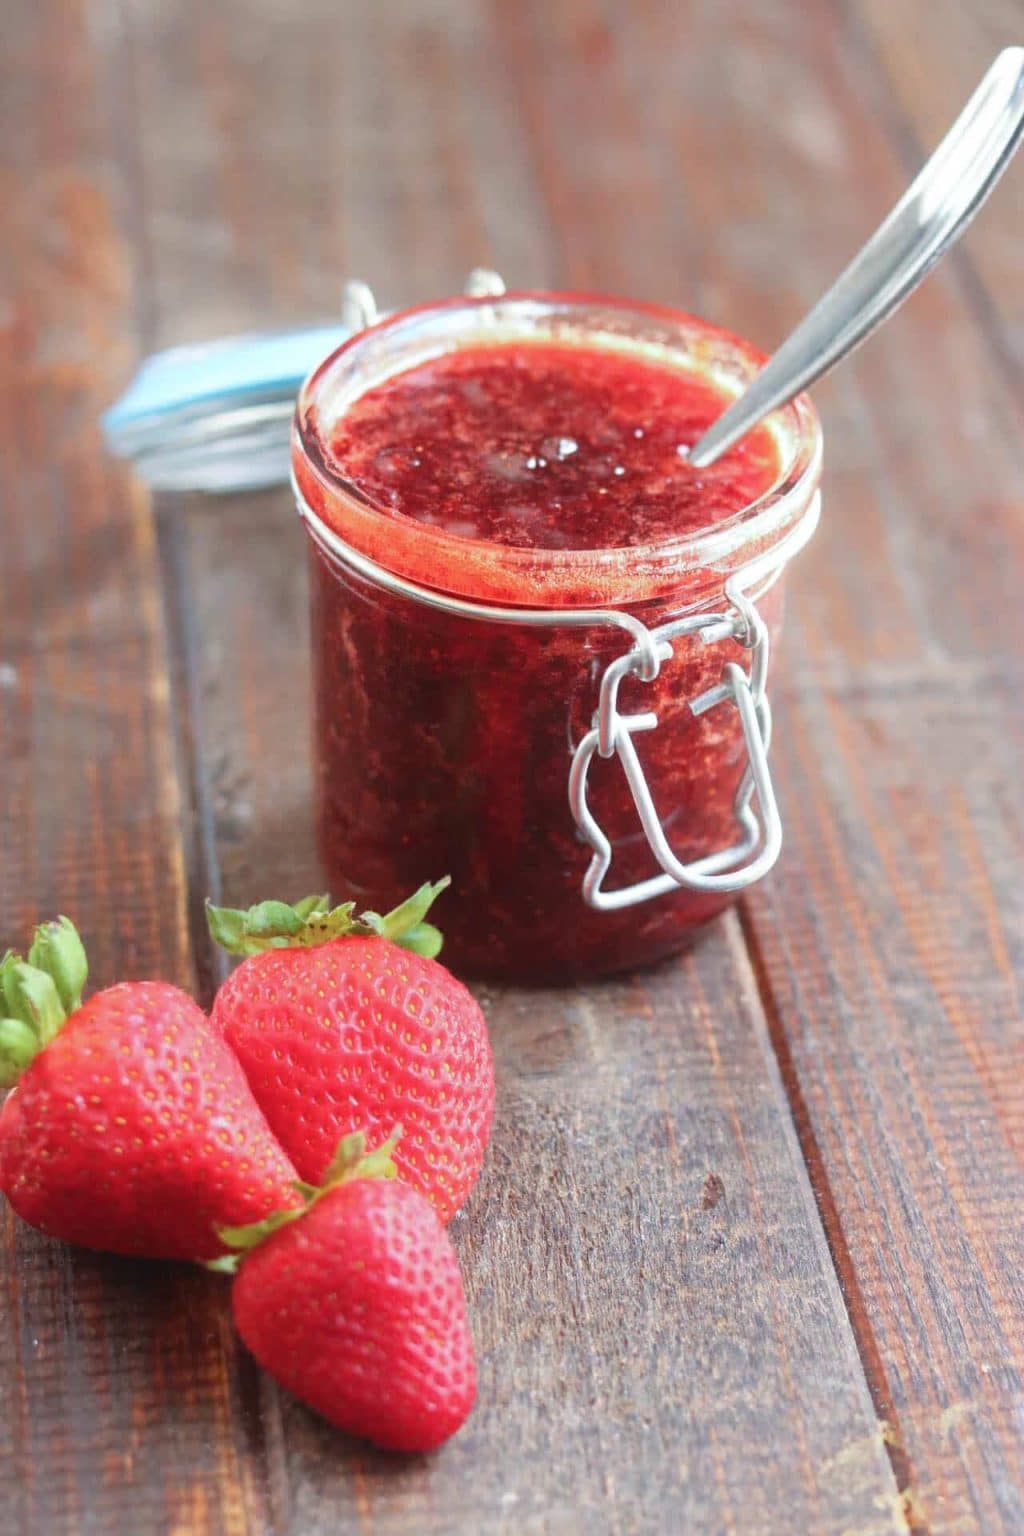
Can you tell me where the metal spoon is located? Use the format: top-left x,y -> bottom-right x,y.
687,47 -> 1024,469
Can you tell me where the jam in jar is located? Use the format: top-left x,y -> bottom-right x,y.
293,293 -> 821,982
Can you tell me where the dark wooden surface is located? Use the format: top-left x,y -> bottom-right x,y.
2,2 -> 1022,1532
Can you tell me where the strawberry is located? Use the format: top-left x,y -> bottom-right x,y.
218,1127 -> 476,1453
206,882 -> 494,1224
0,917 -> 301,1260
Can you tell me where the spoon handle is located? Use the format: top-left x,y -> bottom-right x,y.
687,47 -> 1024,469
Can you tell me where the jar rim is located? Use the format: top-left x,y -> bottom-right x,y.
293,291 -> 822,608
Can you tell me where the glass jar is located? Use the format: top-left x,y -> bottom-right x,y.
292,293 -> 822,983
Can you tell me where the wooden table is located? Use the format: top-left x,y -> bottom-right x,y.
2,3 -> 1022,1532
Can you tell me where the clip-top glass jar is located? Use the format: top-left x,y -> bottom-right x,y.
292,291 -> 822,983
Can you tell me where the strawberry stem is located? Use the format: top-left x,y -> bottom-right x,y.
206,879 -> 450,959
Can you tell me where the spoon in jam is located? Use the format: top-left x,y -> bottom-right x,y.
687,47 -> 1024,469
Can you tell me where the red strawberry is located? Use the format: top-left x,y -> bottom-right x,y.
221,1128 -> 476,1453
0,917 -> 300,1260
206,883 -> 494,1225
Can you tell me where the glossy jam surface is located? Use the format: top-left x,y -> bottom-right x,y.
324,342 -> 781,551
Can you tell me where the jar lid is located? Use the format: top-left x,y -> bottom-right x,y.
101,277 -> 502,493
102,323 -> 350,491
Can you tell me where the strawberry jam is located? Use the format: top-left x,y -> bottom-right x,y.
326,342 -> 780,552
294,294 -> 821,982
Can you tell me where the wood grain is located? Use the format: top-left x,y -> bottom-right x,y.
743,7 -> 1024,1529
1,4 -> 273,1533
3,0 -> 1023,1532
746,681 -> 1024,1535
114,0 -> 911,1529
847,0 -> 1024,405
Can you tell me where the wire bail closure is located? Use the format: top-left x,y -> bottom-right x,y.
297,271 -> 818,915
567,586 -> 780,910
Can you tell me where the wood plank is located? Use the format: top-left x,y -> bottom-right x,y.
575,2 -> 1024,1530
115,0 -> 906,1529
747,680 -> 1024,1536
847,0 -> 1024,404
0,5 -> 275,1534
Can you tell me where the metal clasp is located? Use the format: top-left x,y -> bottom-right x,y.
568,583 -> 781,911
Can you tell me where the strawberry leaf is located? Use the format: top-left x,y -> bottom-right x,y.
0,950 -> 24,1018
355,1129 -> 402,1183
372,879 -> 450,956
397,921 -> 444,959
321,1126 -> 401,1186
322,1130 -> 369,1184
205,1254 -> 243,1275
207,1205 -> 306,1273
206,879 -> 450,958
27,917 -> 87,1013
218,1206 -> 304,1249
203,904 -> 248,953
3,963 -> 65,1047
0,1018 -> 40,1088
206,897 -> 320,956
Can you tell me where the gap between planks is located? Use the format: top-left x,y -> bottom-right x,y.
737,900 -> 924,1536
